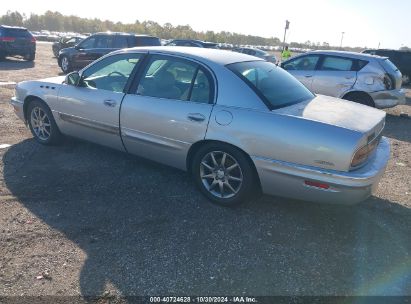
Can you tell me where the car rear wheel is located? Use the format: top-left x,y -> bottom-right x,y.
25,52 -> 35,61
60,56 -> 71,73
192,143 -> 257,206
343,92 -> 375,107
27,100 -> 62,145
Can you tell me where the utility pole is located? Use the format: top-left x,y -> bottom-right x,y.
340,32 -> 345,49
282,20 -> 290,51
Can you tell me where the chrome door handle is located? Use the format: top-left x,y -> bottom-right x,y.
103,99 -> 117,107
187,113 -> 206,122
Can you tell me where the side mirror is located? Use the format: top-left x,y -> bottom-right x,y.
75,45 -> 83,50
65,71 -> 81,86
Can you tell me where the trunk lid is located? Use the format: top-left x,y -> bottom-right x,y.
274,94 -> 385,137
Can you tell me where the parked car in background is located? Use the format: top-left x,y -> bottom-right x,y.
281,50 -> 406,108
362,49 -> 411,85
57,32 -> 161,73
0,25 -> 36,61
52,35 -> 85,57
165,39 -> 218,48
11,47 -> 389,206
233,47 -> 277,63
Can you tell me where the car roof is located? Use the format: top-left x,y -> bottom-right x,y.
93,32 -> 156,37
307,50 -> 384,60
0,25 -> 28,30
118,46 -> 264,65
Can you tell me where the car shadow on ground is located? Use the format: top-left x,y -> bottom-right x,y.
0,57 -> 35,70
384,113 -> 411,143
3,138 -> 411,296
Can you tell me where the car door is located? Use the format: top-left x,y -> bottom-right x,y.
90,35 -> 116,61
55,52 -> 145,150
312,55 -> 356,97
282,55 -> 320,90
72,36 -> 97,68
120,54 -> 215,170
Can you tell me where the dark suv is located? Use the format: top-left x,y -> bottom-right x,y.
0,25 -> 36,61
58,32 -> 161,73
362,49 -> 411,85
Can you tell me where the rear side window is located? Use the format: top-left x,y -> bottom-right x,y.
135,36 -> 161,46
228,60 -> 314,110
320,56 -> 353,71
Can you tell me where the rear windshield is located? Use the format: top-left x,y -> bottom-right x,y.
227,61 -> 314,110
1,28 -> 32,38
135,36 -> 161,46
381,58 -> 399,72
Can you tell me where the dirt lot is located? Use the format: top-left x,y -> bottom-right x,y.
0,43 -> 411,300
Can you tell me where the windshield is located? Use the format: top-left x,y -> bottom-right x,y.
227,61 -> 314,109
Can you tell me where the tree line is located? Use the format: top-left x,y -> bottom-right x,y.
0,10 -> 283,46
2,10 -> 405,52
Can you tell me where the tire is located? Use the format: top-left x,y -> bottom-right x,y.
343,92 -> 375,107
27,99 -> 62,145
25,52 -> 35,61
191,143 -> 257,206
60,55 -> 71,73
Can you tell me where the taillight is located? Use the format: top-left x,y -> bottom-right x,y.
30,37 -> 36,43
383,73 -> 394,90
0,37 -> 16,42
351,136 -> 381,168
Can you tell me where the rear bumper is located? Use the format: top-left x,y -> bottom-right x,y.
253,137 -> 390,204
0,45 -> 35,56
370,89 -> 406,108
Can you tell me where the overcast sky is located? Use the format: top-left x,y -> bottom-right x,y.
1,0 -> 409,49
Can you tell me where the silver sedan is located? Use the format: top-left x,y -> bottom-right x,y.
282,50 -> 406,108
10,47 -> 390,206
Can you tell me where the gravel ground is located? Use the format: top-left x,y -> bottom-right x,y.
0,43 -> 411,300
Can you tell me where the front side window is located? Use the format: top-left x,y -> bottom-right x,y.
137,55 -> 212,103
320,56 -> 353,71
78,37 -> 96,49
228,61 -> 314,109
95,36 -> 114,48
283,55 -> 320,71
81,53 -> 142,92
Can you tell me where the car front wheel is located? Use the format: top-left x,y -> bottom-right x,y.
192,143 -> 257,206
27,100 -> 62,145
60,56 -> 71,73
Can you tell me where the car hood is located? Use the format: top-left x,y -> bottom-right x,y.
59,46 -> 75,54
274,94 -> 386,134
41,76 -> 66,84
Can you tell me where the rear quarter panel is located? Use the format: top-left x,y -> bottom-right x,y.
206,105 -> 363,172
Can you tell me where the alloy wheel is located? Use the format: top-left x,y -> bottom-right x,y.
200,151 -> 243,199
61,57 -> 69,72
30,106 -> 51,141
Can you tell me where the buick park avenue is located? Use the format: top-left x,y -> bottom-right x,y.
10,47 -> 390,206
